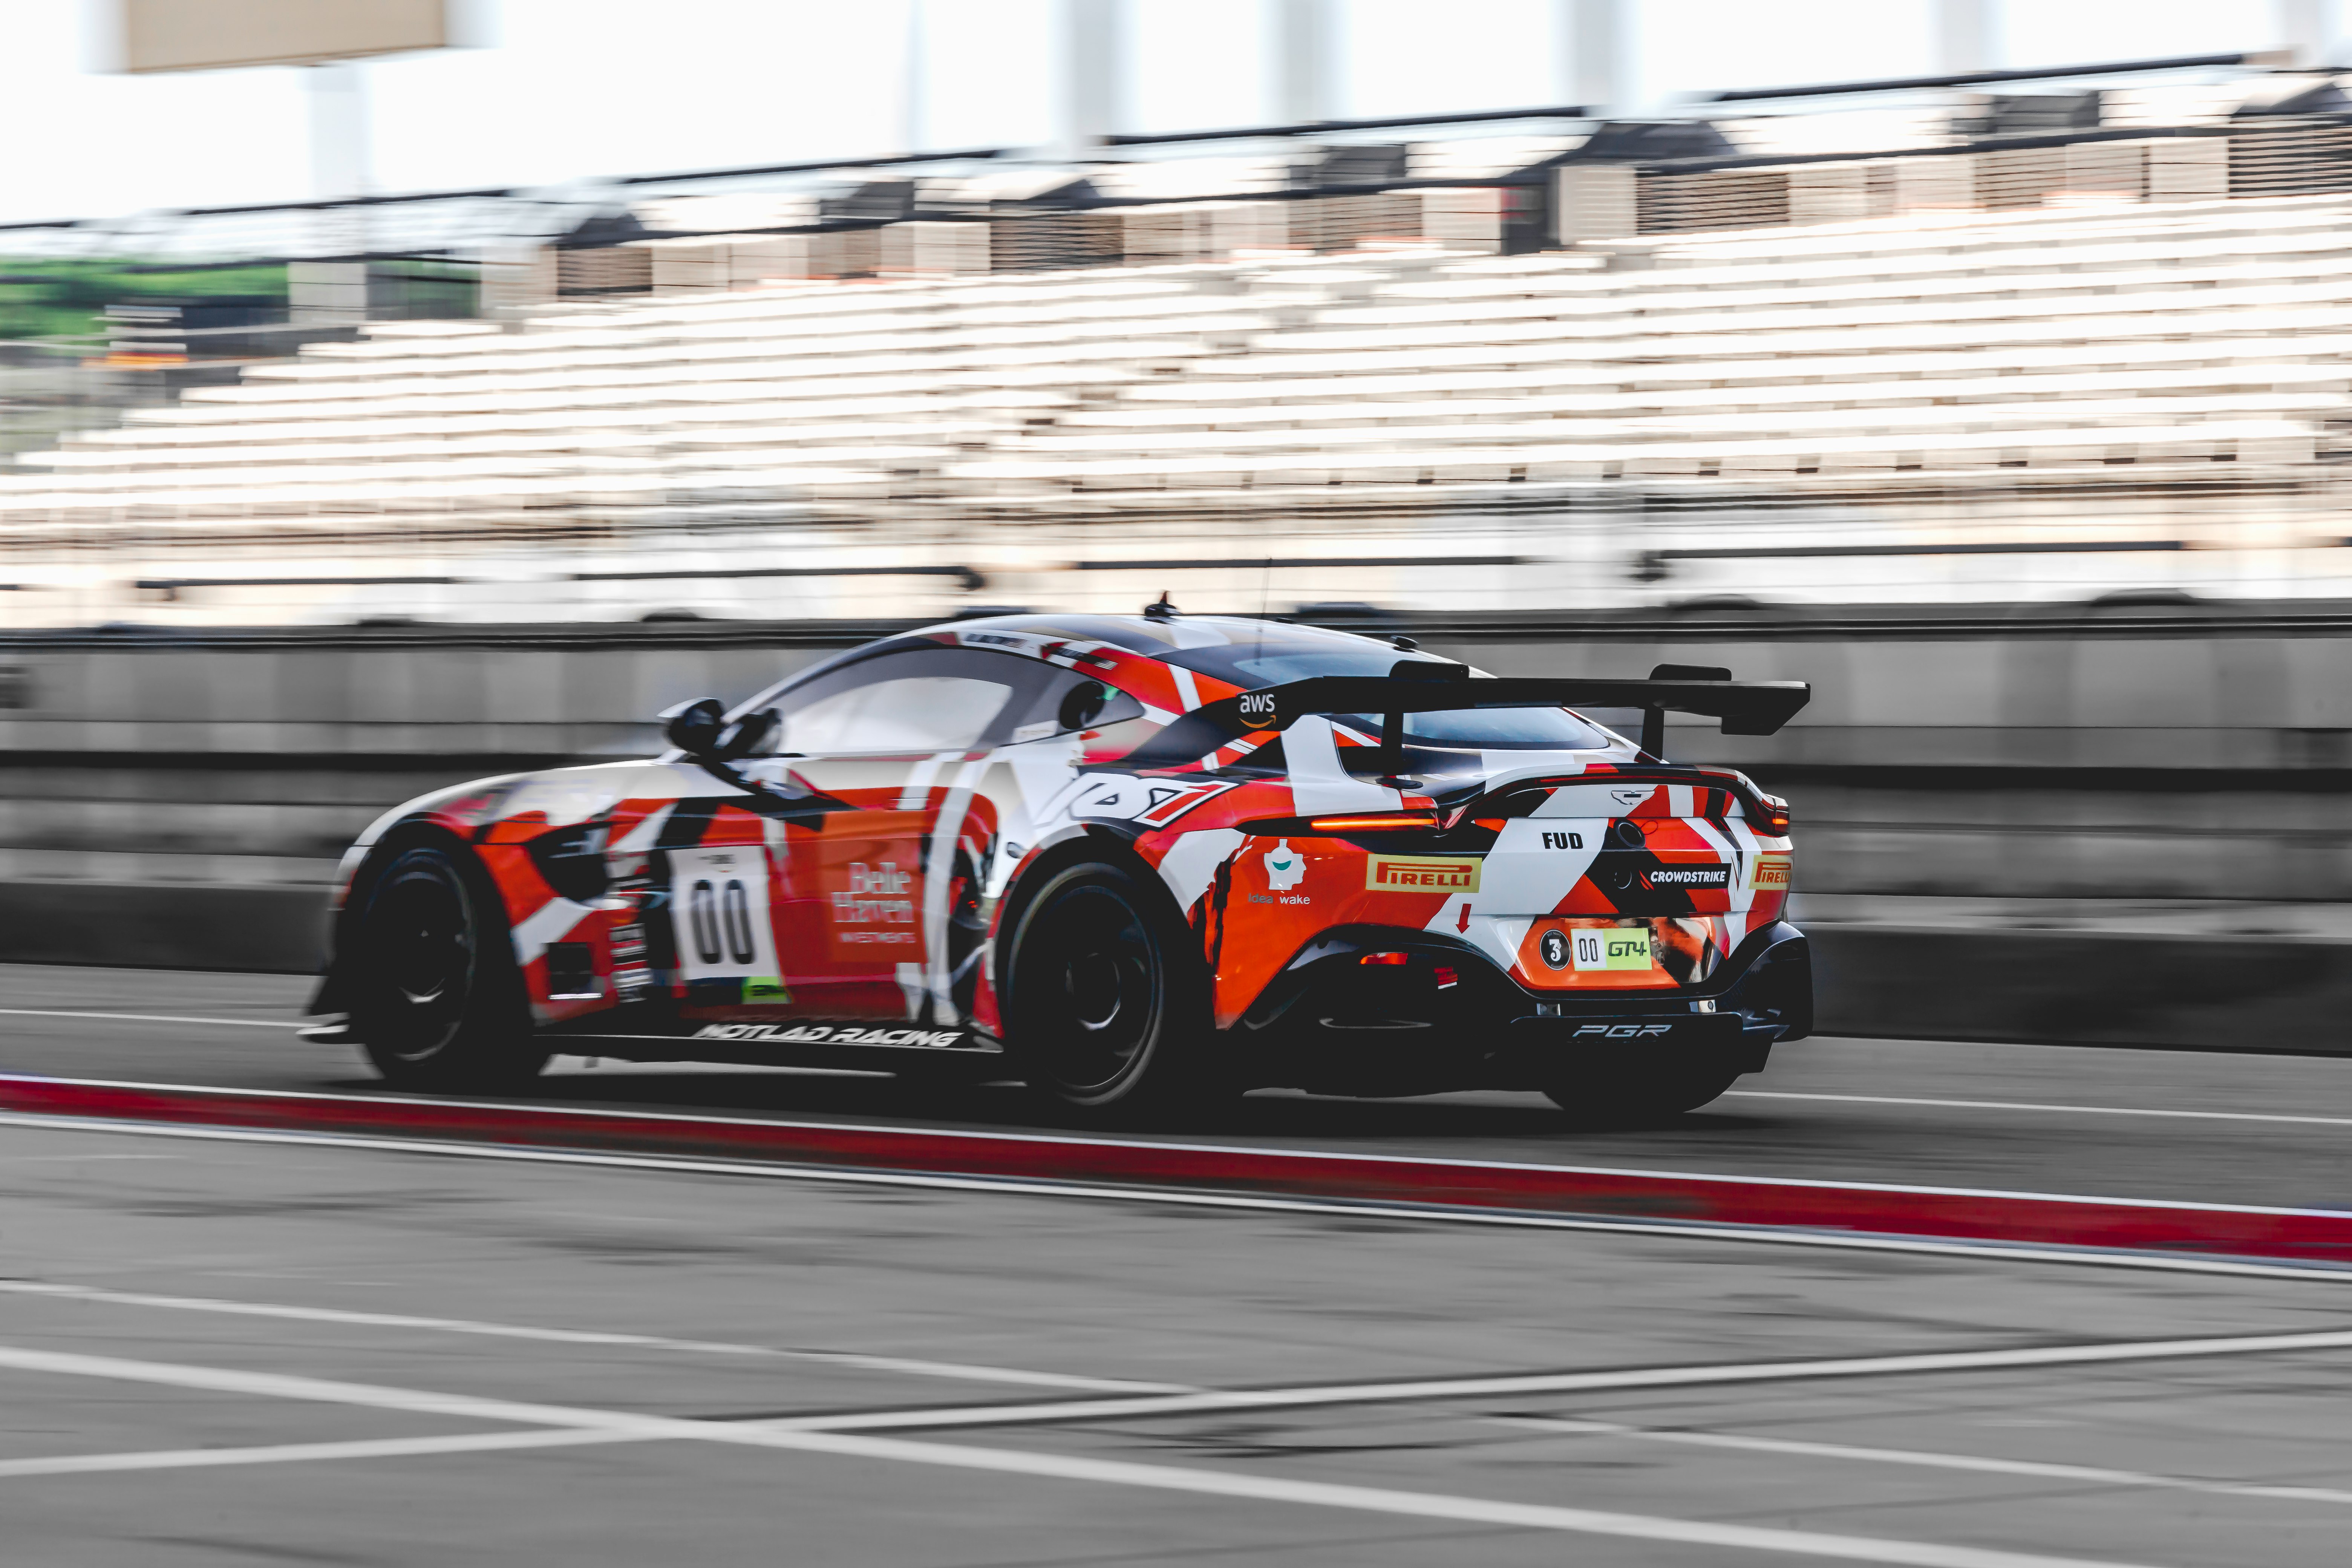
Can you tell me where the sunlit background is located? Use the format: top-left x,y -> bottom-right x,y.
6,0 -> 2352,975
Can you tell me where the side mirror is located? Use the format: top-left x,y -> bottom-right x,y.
718,707 -> 779,760
659,700 -> 781,762
660,697 -> 726,757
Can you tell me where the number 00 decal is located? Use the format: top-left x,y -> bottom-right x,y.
668,846 -> 781,985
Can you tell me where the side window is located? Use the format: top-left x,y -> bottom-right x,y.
1006,669 -> 1146,743
765,647 -> 1044,756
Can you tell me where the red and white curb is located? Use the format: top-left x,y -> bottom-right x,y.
3,1073 -> 2350,1274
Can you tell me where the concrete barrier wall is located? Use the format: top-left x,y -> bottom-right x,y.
4,603 -> 2347,1049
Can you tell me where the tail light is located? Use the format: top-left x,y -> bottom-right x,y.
1359,951 -> 1409,966
1756,795 -> 1792,835
1308,810 -> 1438,833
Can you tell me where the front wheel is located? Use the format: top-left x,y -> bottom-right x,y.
348,842 -> 545,1092
1000,860 -> 1223,1122
1544,1053 -> 1744,1127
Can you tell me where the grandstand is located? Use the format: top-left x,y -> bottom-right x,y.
7,62 -> 2352,626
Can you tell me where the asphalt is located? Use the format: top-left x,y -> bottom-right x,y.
6,962 -> 2352,1208
4,963 -> 2352,1565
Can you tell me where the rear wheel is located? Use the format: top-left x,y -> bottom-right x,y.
1001,860 -> 1224,1122
348,843 -> 545,1092
1544,1053 -> 1744,1127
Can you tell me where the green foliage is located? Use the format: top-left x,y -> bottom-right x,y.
0,260 -> 290,342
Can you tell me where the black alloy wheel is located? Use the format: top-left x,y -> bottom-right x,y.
1003,861 -> 1218,1119
349,843 -> 544,1090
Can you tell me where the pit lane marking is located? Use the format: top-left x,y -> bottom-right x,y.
0,1340 -> 2183,1567
0,1280 -> 1184,1394
18,1268 -> 2352,1436
1494,1416 -> 2352,1509
1729,1089 -> 2352,1130
0,1008 -> 305,1029
0,1428 -> 624,1479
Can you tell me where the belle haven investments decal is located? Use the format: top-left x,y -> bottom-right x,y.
1366,854 -> 1482,893
830,861 -> 917,946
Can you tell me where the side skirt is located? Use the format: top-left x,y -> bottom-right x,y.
537,1017 -> 1006,1074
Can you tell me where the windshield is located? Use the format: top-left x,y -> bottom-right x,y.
1160,629 -> 1614,752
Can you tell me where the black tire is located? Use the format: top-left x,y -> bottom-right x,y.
348,842 -> 546,1092
1000,859 -> 1223,1121
1544,1052 -> 1744,1127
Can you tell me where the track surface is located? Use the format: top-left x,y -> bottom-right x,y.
5,963 -> 2352,1565
7,963 -> 2352,1208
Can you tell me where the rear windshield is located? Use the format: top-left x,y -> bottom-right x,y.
1160,628 -> 1614,752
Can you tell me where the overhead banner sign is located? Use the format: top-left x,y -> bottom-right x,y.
121,0 -> 447,73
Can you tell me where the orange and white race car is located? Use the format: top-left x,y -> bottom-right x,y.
307,610 -> 1811,1122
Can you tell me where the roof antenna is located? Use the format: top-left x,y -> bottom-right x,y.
1143,591 -> 1179,622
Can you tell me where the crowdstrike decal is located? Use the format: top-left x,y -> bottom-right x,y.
1639,865 -> 1731,890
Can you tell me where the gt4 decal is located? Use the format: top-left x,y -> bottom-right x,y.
1573,928 -> 1654,971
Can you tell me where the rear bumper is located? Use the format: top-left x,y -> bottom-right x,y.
1233,920 -> 1811,1095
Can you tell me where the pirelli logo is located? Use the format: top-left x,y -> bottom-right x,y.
1749,855 -> 1792,891
1366,854 -> 1482,893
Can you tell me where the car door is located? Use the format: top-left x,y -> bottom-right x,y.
747,645 -> 1050,1024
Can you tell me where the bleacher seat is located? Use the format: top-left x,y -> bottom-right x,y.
5,193 -> 2352,624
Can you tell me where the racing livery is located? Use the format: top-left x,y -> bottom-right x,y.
307,612 -> 1812,1122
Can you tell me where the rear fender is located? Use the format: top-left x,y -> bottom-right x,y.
978,827 -> 1195,1041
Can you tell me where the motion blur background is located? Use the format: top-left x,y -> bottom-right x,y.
6,0 -> 2352,1047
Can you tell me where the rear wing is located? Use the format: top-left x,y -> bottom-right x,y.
1135,661 -> 1810,766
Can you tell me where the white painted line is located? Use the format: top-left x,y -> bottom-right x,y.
0,1340 -> 2167,1568
769,1325 -> 2352,1436
0,1428 -> 624,1479
2,1106 -> 2349,1285
0,1009 -> 306,1029
1729,1089 -> 2352,1132
18,1276 -> 2352,1437
766,1428 -> 2161,1568
0,1280 -> 1185,1395
0,1153 -> 175,1164
1495,1417 -> 2352,1508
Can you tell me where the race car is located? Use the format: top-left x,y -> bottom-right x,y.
306,609 -> 1811,1122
